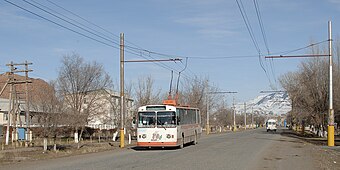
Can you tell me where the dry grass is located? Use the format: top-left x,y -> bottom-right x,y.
0,140 -> 126,164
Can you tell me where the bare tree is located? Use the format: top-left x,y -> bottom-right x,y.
56,54 -> 112,145
280,42 -> 340,130
134,75 -> 161,107
179,76 -> 226,128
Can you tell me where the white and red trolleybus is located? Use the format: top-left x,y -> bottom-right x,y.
137,104 -> 202,148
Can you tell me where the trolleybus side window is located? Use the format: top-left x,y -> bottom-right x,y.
178,108 -> 197,125
157,111 -> 176,126
138,112 -> 156,127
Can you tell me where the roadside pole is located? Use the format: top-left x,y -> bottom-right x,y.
120,33 -> 125,148
206,95 -> 210,135
233,96 -> 236,131
263,21 -> 334,146
119,33 -> 182,148
206,91 -> 237,134
327,21 -> 334,146
244,102 -> 246,130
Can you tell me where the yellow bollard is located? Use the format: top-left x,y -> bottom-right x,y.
328,125 -> 335,146
120,129 -> 125,148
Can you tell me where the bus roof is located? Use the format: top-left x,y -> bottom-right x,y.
138,105 -> 199,111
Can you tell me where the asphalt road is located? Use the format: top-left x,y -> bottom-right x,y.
1,128 -> 324,170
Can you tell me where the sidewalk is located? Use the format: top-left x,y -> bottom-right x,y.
280,128 -> 340,146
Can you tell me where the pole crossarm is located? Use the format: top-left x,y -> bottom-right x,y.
265,54 -> 329,59
124,58 -> 182,63
207,91 -> 238,94
6,62 -> 33,66
260,90 -> 286,93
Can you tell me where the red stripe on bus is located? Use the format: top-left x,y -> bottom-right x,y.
137,142 -> 178,147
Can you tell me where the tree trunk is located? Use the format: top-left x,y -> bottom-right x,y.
74,127 -> 79,144
77,126 -> 84,149
43,138 -> 48,151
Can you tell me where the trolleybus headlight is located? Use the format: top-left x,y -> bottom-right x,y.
142,134 -> 147,139
166,134 -> 171,139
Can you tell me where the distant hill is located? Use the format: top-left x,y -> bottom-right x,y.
235,92 -> 291,116
0,73 -> 52,102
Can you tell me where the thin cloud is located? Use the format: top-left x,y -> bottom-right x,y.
173,11 -> 239,38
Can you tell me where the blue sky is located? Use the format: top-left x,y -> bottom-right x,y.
0,0 -> 339,105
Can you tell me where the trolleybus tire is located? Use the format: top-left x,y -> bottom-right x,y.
180,134 -> 184,149
193,132 -> 197,145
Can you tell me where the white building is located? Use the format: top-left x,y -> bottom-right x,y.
83,89 -> 135,130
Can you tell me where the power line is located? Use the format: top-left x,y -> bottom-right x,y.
30,0 -> 120,45
235,0 -> 273,88
45,0 -> 141,50
271,40 -> 329,56
235,0 -> 261,53
253,0 -> 269,54
187,55 -> 259,59
22,0 -> 121,47
44,0 -> 193,69
4,0 -> 120,49
5,0 -> 192,80
253,0 -> 276,88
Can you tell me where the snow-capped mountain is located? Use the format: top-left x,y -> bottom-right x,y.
235,92 -> 291,116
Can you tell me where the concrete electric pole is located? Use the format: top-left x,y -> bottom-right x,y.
120,33 -> 125,148
244,102 -> 246,130
328,21 -> 334,147
264,21 -> 335,146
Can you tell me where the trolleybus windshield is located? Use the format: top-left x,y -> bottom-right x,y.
138,112 -> 156,127
157,111 -> 176,127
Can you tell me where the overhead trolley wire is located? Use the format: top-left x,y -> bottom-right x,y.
253,0 -> 269,54
4,0 -> 120,50
45,0 -> 193,78
22,0 -> 121,47
29,0 -> 120,45
271,40 -> 329,56
45,0 -> 141,50
45,0 -> 191,67
5,0 -> 193,80
253,0 -> 277,88
235,0 -> 273,87
235,0 -> 261,53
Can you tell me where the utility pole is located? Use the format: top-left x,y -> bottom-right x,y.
264,21 -> 334,146
4,61 -> 32,145
233,96 -> 236,131
244,102 -> 246,130
206,95 -> 210,135
120,33 -> 125,148
25,61 -> 32,142
328,21 -> 334,147
251,107 -> 254,128
206,91 -> 237,134
5,63 -> 13,145
119,33 -> 182,146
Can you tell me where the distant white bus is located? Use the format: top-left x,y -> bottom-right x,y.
137,105 -> 202,148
